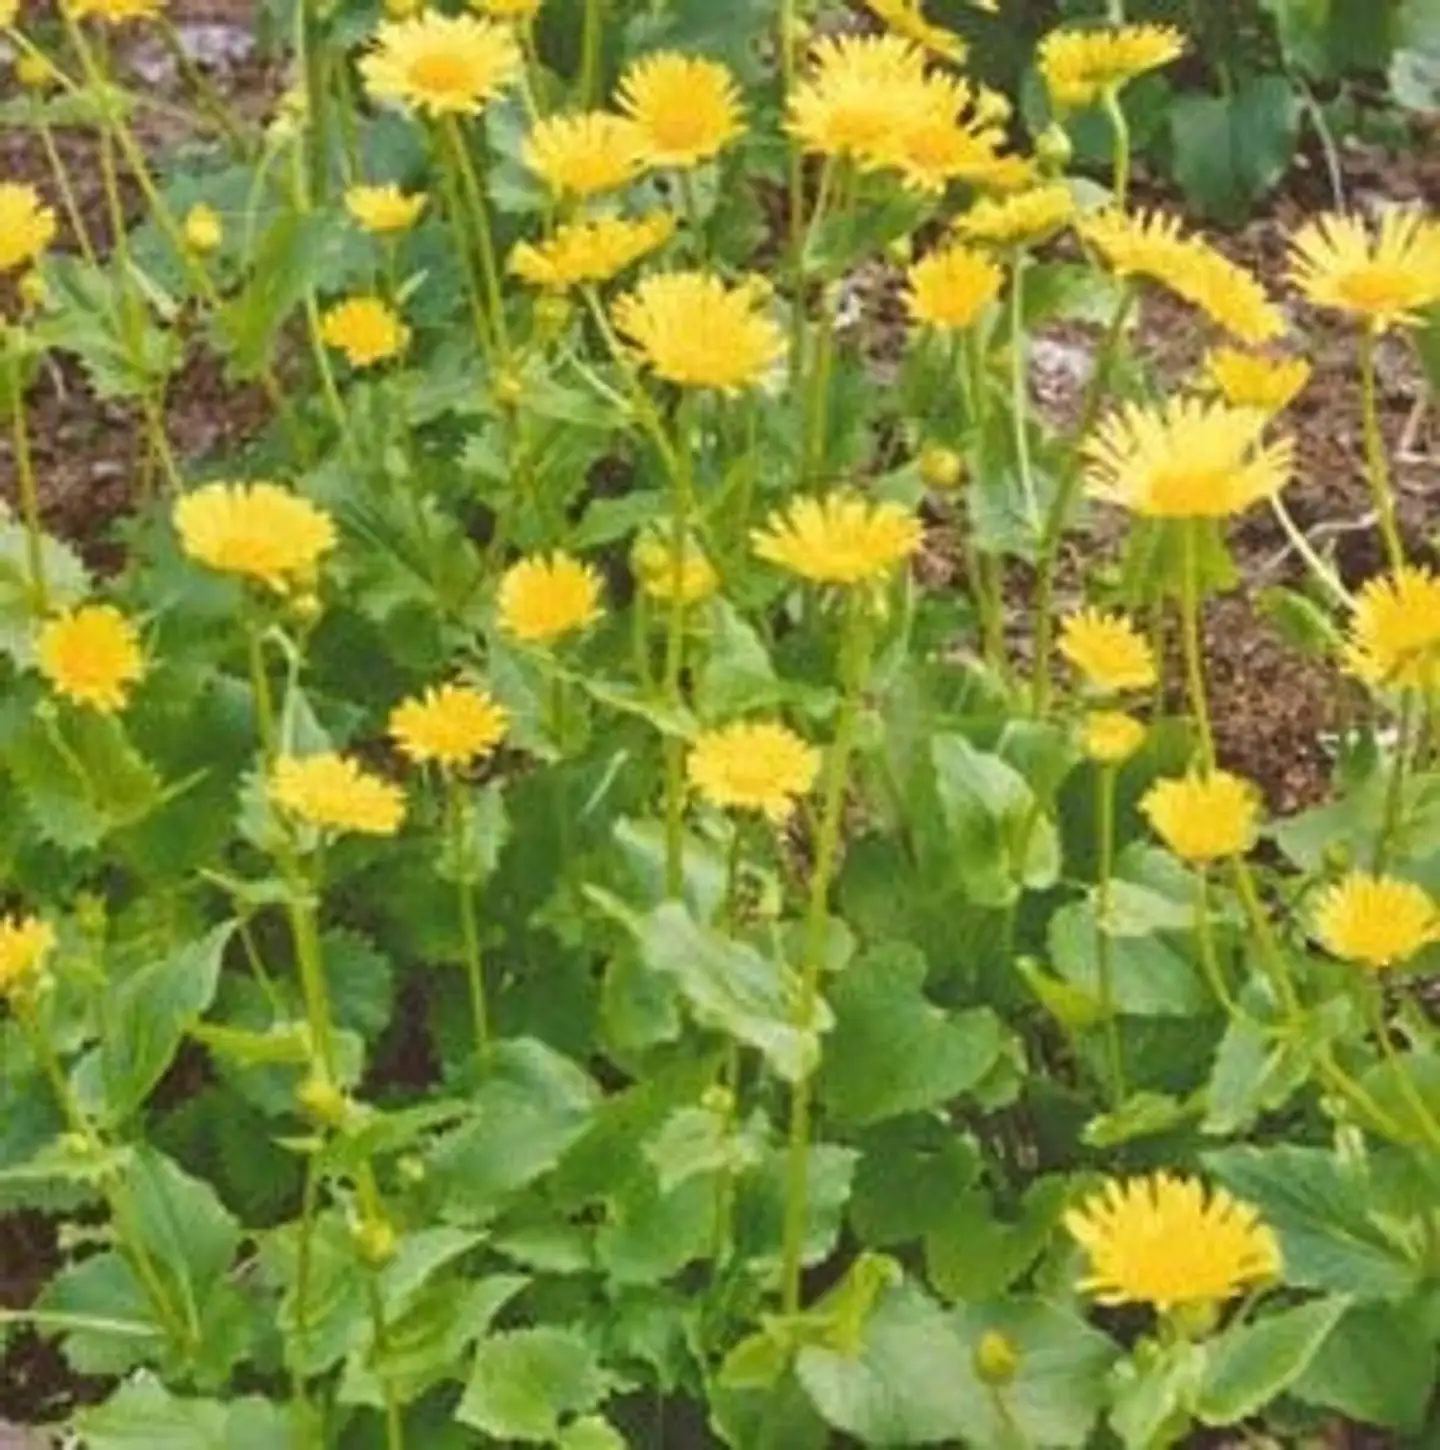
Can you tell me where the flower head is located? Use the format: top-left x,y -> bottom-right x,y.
863,0 -> 966,62
1140,769 -> 1260,864
617,53 -> 745,169
1081,711 -> 1146,765
0,916 -> 56,1001
390,683 -> 509,770
1084,398 -> 1293,518
523,111 -> 645,197
1344,565 -> 1440,692
881,76 -> 1016,192
612,271 -> 784,392
687,721 -> 821,821
361,13 -> 521,117
345,184 -> 426,234
1058,608 -> 1157,694
64,0 -> 165,22
632,531 -> 719,604
1039,23 -> 1185,110
1289,210 -> 1440,331
509,213 -> 673,290
498,551 -> 603,644
175,482 -> 337,592
1066,1173 -> 1280,1313
1079,207 -> 1189,280
953,183 -> 1075,249
905,244 -> 1004,330
271,754 -> 405,837
320,296 -> 410,367
1312,872 -> 1440,971
1203,348 -> 1311,415
183,203 -> 222,254
37,605 -> 145,713
474,0 -> 542,15
753,493 -> 922,587
0,183 -> 56,273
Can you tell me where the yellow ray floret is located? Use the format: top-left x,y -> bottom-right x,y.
361,14 -> 521,117
632,531 -> 719,605
953,184 -> 1075,248
0,183 -> 57,273
905,243 -> 1004,330
1080,711 -> 1147,765
1058,608 -> 1157,694
509,213 -> 674,290
1039,23 -> 1185,110
1289,209 -> 1440,331
753,493 -> 923,586
1343,565 -> 1440,692
1140,769 -> 1260,864
345,184 -> 426,234
64,0 -> 165,22
498,551 -> 604,644
320,296 -> 410,367
390,683 -> 509,770
687,721 -> 821,822
523,111 -> 645,197
270,753 -> 406,837
0,915 -> 56,1001
174,483 -> 337,592
1203,347 -> 1311,415
1311,871 -> 1440,971
37,605 -> 145,713
616,52 -> 745,170
862,0 -> 967,63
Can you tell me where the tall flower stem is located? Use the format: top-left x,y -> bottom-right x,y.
6,348 -> 48,614
1358,324 -> 1404,572
1102,87 -> 1131,208
580,0 -> 605,106
1193,870 -> 1240,1016
1180,520 -> 1216,769
1367,989 -> 1440,1152
434,130 -> 495,366
1374,689 -> 1414,872
366,1278 -> 407,1450
1094,765 -> 1125,1105
285,864 -> 338,1081
448,777 -> 491,1059
156,14 -> 251,157
781,0 -> 806,389
1230,860 -> 1300,1018
662,405 -> 697,898
1009,253 -> 1039,532
445,116 -> 511,360
31,103 -> 100,269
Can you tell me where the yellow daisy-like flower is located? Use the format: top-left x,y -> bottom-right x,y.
361,13 -> 521,118
0,183 -> 57,274
0,915 -> 57,1002
523,111 -> 645,198
905,243 -> 1004,330
183,203 -> 222,255
37,605 -> 145,713
863,0 -> 967,63
1038,23 -> 1185,111
498,551 -> 604,644
1084,398 -> 1293,518
0,0 -> 18,25
1311,871 -> 1440,971
953,183 -> 1075,249
632,531 -> 719,605
509,213 -> 674,290
1289,209 -> 1440,332
1204,347 -> 1311,415
1140,769 -> 1260,864
1078,207 -> 1189,280
687,721 -> 821,822
1170,240 -> 1287,346
345,184 -> 426,234
1066,1173 -> 1280,1313
1081,711 -> 1146,765
271,754 -> 406,837
1343,565 -> 1440,692
1058,609 -> 1157,694
174,482 -> 337,592
883,80 -> 1016,194
616,52 -> 745,170
474,0 -> 542,16
389,682 -> 509,770
64,0 -> 165,22
753,493 -> 923,587
612,271 -> 784,392
320,296 -> 411,368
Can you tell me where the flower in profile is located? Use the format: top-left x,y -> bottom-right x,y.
1066,1173 -> 1280,1313
509,213 -> 673,290
1058,608 -> 1157,694
1290,210 -> 1440,332
687,721 -> 821,822
474,0 -> 542,16
1343,565 -> 1440,692
320,296 -> 410,367
632,530 -> 719,604
1084,398 -> 1293,518
16,53 -> 60,90
64,0 -> 165,22
882,78 -> 1017,193
523,111 -> 645,198
37,605 -> 145,713
1081,711 -> 1146,765
905,243 -> 1003,330
361,13 -> 521,118
1204,348 -> 1311,415
1140,769 -> 1260,864
271,754 -> 406,837
175,482 -> 337,592
1312,872 -> 1440,971
953,183 -> 1075,249
346,184 -> 426,234
863,0 -> 966,62
753,493 -> 923,587
616,53 -> 745,169
612,272 -> 784,392
0,183 -> 56,273
498,551 -> 603,644
390,683 -> 509,770
0,916 -> 56,1001
1079,207 -> 1189,280
1039,23 -> 1185,110
183,203 -> 222,255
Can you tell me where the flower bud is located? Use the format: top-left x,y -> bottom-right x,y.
700,1085 -> 735,1118
1168,1298 -> 1220,1341
398,1153 -> 427,1186
974,1329 -> 1021,1386
18,270 -> 48,312
493,369 -> 525,410
289,591 -> 322,624
296,1073 -> 349,1128
1080,710 -> 1146,766
352,1215 -> 399,1268
1036,122 -> 1074,174
918,444 -> 964,492
183,203 -> 223,256
16,53 -> 56,90
533,292 -> 573,341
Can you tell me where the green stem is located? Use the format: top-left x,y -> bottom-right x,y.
1095,766 -> 1125,1105
248,626 -> 278,759
300,0 -> 329,203
1367,988 -> 1440,1151
448,777 -> 490,1059
580,0 -> 604,105
781,0 -> 806,391
1374,689 -> 1413,872
445,116 -> 511,359
1009,253 -> 1039,532
156,14 -> 251,157
303,292 -> 354,448
32,103 -> 100,269
1231,860 -> 1300,1018
367,1277 -> 407,1450
1359,325 -> 1404,572
6,349 -> 47,613
287,877 -> 338,1080
1180,520 -> 1216,769
435,129 -> 495,365
1193,870 -> 1240,1017
663,401 -> 697,898
1102,86 -> 1131,207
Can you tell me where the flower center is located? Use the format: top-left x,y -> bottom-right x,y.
409,50 -> 476,99
1337,265 -> 1415,314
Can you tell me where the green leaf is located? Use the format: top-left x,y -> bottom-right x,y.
1359,1049 -> 1440,1148
696,603 -> 784,719
320,927 -> 396,1042
850,1120 -> 981,1247
1168,78 -> 1300,224
457,1326 -> 609,1442
75,1381 -> 292,1450
1048,900 -> 1208,1017
595,1171 -> 714,1286
557,1417 -> 628,1450
925,1178 -> 1069,1303
437,781 -> 510,886
0,521 -> 89,669
38,1251 -> 164,1377
644,1104 -> 763,1194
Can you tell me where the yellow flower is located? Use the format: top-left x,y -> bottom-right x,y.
953,183 -> 1075,248
361,13 -> 521,117
271,754 -> 406,837
1343,565 -> 1440,692
632,530 -> 719,604
183,203 -> 222,255
687,720 -> 821,822
523,112 -> 645,198
1084,398 -> 1293,518
1079,207 -> 1189,280
884,83 -> 1017,194
64,0 -> 165,21
1081,711 -> 1146,765
37,605 -> 145,713
509,213 -> 674,290
1289,209 -> 1440,332
0,0 -> 17,25
1204,347 -> 1311,415
1038,23 -> 1185,111
1170,240 -> 1286,346
1312,872 -> 1440,971
0,915 -> 56,1001
0,183 -> 56,273
918,444 -> 964,490
345,184 -> 426,234
753,493 -> 923,587
905,243 -> 1003,330
1058,609 -> 1157,694
863,0 -> 966,63
175,482 -> 337,592
16,53 -> 59,90
498,551 -> 603,644
1066,1173 -> 1280,1313
1140,769 -> 1260,864
389,682 -> 509,769
612,271 -> 784,392
617,52 -> 745,170
474,0 -> 541,15
320,296 -> 410,367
